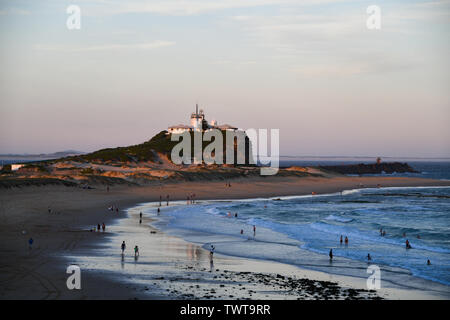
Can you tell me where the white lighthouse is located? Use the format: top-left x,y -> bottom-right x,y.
190,104 -> 205,131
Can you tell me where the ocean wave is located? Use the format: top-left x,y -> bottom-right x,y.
324,215 -> 354,223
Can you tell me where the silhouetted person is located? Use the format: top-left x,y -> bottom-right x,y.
329,249 -> 333,260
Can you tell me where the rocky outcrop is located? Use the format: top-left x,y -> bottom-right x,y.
318,162 -> 418,175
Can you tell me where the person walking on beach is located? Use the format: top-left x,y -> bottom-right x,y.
121,241 -> 126,254
209,245 -> 215,262
28,237 -> 33,250
329,249 -> 333,260
159,195 -> 162,207
102,223 -> 105,232
134,245 -> 139,258
166,195 -> 170,206
140,212 -> 142,219
139,218 -> 142,225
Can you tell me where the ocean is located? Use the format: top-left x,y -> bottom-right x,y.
152,161 -> 450,291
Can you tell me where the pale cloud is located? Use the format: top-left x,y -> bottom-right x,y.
0,8 -> 31,15
81,0 -> 294,16
35,41 -> 176,52
79,0 -> 359,16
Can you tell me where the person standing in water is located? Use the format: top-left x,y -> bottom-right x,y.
253,225 -> 256,237
367,253 -> 372,261
406,239 -> 412,249
345,236 -> 349,245
427,259 -> 431,265
121,241 -> 126,254
329,249 -> 333,260
157,208 -> 160,215
340,235 -> 343,244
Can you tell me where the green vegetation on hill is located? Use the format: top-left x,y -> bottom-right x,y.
58,130 -> 254,165
64,131 -> 178,163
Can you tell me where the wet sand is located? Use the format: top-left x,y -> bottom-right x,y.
0,176 -> 449,299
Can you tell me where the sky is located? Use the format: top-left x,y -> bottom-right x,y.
0,0 -> 449,157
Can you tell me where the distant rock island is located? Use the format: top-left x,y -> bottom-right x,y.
319,162 -> 418,175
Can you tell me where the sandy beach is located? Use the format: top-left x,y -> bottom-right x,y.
1,175 -> 449,300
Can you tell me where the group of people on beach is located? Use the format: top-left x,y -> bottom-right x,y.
91,223 -> 106,232
159,195 -> 170,206
186,193 -> 196,205
121,240 -> 140,258
108,205 -> 119,213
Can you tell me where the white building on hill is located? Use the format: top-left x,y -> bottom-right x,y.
167,104 -> 237,134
